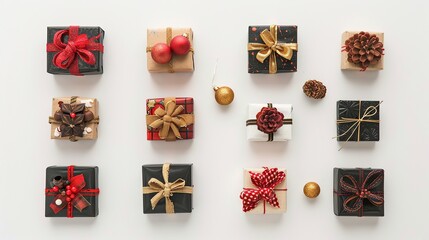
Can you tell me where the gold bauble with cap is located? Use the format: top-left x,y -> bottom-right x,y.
214,86 -> 234,105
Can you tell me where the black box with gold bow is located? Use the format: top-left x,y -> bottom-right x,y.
334,168 -> 384,217
142,163 -> 193,214
336,100 -> 380,142
248,25 -> 298,74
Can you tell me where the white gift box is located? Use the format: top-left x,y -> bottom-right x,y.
246,103 -> 293,141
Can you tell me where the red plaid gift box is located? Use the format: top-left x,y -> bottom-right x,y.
146,97 -> 194,141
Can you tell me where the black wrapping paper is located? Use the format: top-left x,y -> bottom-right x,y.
45,166 -> 99,217
248,25 -> 297,73
142,164 -> 192,214
47,26 -> 104,75
336,100 -> 380,141
333,168 -> 384,217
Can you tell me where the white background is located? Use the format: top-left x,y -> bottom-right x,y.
0,0 -> 428,239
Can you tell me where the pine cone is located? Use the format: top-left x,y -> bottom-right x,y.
303,80 -> 326,99
343,32 -> 384,70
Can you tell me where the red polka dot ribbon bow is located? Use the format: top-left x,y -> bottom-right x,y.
240,167 -> 286,213
338,169 -> 384,215
46,26 -> 104,76
45,166 -> 100,218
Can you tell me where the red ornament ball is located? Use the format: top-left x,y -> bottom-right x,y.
71,187 -> 77,193
52,186 -> 59,192
66,197 -> 71,202
66,185 -> 71,190
70,194 -> 75,199
170,35 -> 191,55
66,190 -> 72,196
151,43 -> 172,64
70,112 -> 76,118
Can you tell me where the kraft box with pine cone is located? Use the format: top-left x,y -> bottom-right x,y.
248,25 -> 298,73
341,31 -> 384,71
48,96 -> 99,142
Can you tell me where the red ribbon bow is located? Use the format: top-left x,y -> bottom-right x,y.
338,169 -> 384,216
45,166 -> 99,218
240,167 -> 286,213
46,26 -> 104,76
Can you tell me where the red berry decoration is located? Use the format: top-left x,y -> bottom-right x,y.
170,35 -> 191,55
70,194 -> 75,199
66,197 -> 71,202
70,112 -> 76,118
52,186 -> 59,192
151,43 -> 172,64
66,185 -> 71,190
71,186 -> 77,193
66,190 -> 72,196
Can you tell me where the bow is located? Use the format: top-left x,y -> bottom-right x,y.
146,97 -> 194,141
45,166 -> 100,218
142,163 -> 193,214
339,169 -> 384,215
240,167 -> 286,213
46,26 -> 104,76
248,25 -> 298,74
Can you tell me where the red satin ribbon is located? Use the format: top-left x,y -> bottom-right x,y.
46,26 -> 104,76
45,165 -> 100,218
240,167 -> 286,214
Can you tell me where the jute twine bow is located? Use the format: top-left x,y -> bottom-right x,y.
142,163 -> 193,214
146,97 -> 194,141
248,25 -> 298,74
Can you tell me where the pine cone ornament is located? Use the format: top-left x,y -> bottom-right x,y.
303,80 -> 326,99
343,32 -> 384,71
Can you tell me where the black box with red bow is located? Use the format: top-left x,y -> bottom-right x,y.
47,26 -> 104,76
333,168 -> 384,217
45,166 -> 99,218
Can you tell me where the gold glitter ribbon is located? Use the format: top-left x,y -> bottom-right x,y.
142,163 -> 193,214
146,97 -> 194,141
248,25 -> 298,74
336,101 -> 381,142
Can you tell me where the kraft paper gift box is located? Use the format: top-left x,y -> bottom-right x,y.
247,103 -> 292,141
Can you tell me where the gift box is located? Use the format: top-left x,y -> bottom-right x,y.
333,168 -> 384,217
336,100 -> 380,142
247,103 -> 292,141
47,26 -> 104,75
248,25 -> 298,74
45,166 -> 99,218
146,97 -> 194,141
240,167 -> 287,214
142,163 -> 193,214
147,27 -> 194,73
341,31 -> 384,71
49,96 -> 99,141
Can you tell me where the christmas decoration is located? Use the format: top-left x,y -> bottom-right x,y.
170,34 -> 191,55
240,167 -> 287,214
247,104 -> 292,141
45,166 -> 99,218
142,163 -> 193,214
303,182 -> 320,198
150,43 -> 172,64
214,86 -> 234,105
303,80 -> 326,99
334,168 -> 384,217
46,26 -> 104,76
341,31 -> 384,71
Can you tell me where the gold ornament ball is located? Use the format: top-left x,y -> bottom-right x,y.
303,182 -> 320,198
214,86 -> 234,105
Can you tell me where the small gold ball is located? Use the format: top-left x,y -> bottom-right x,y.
303,182 -> 320,198
214,86 -> 234,105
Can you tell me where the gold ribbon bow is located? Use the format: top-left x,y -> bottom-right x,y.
248,25 -> 298,74
336,101 -> 382,143
142,163 -> 193,214
146,97 -> 194,141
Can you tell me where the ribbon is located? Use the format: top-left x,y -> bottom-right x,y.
335,101 -> 381,144
46,26 -> 104,76
146,97 -> 194,141
45,166 -> 100,218
246,103 -> 292,141
334,169 -> 384,217
142,163 -> 193,214
248,25 -> 298,74
240,167 -> 286,214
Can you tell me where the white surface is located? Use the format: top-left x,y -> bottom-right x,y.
0,0 -> 427,239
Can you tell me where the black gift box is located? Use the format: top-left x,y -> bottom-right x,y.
333,168 -> 384,217
248,25 -> 298,73
45,166 -> 99,217
47,26 -> 104,75
336,100 -> 380,141
142,164 -> 192,214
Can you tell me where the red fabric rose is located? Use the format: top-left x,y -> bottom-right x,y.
256,107 -> 284,134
